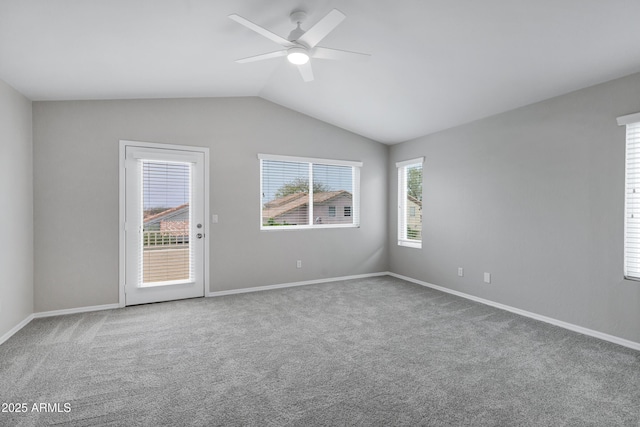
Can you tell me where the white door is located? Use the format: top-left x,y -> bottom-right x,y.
121,142 -> 207,306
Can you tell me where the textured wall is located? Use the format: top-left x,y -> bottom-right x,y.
389,72 -> 640,344
33,97 -> 388,311
0,79 -> 33,338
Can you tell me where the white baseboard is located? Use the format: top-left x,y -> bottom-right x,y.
388,272 -> 640,352
0,303 -> 120,346
0,314 -> 35,346
207,272 -> 389,297
33,303 -> 120,319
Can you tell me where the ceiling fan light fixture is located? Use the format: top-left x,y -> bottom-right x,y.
287,47 -> 309,65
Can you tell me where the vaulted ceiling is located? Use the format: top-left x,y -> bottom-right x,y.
3,0 -> 640,144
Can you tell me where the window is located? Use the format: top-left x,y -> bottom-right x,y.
259,154 -> 362,230
618,112 -> 640,280
344,206 -> 351,217
397,157 -> 424,248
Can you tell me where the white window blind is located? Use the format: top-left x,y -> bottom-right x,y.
623,120 -> 640,280
141,160 -> 193,285
259,154 -> 362,230
397,157 -> 424,248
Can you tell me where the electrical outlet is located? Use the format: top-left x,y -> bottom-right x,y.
484,272 -> 491,283
296,260 -> 302,269
458,267 -> 464,277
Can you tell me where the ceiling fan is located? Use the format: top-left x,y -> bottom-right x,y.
229,8 -> 370,82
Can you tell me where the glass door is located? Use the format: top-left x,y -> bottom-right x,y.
123,144 -> 206,305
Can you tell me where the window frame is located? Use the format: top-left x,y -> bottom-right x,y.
258,154 -> 362,231
397,157 -> 424,249
118,140 -> 210,308
618,112 -> 640,281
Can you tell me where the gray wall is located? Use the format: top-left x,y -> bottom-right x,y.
0,79 -> 33,337
389,72 -> 640,343
33,97 -> 388,312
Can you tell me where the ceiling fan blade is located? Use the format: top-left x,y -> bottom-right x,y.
297,62 -> 314,82
229,14 -> 295,48
235,50 -> 287,64
313,47 -> 370,62
297,9 -> 346,48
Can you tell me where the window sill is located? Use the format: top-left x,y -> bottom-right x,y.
398,240 -> 422,249
261,224 -> 360,231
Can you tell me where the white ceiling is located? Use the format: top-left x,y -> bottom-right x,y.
2,0 -> 640,144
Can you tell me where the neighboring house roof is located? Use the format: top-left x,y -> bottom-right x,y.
144,203 -> 189,225
263,191 -> 352,219
407,195 -> 422,208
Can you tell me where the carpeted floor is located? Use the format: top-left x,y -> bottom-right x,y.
1,276 -> 639,426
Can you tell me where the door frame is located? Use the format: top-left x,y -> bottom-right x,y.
118,139 -> 210,307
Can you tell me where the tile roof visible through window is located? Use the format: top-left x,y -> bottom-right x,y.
143,203 -> 189,225
262,191 -> 351,220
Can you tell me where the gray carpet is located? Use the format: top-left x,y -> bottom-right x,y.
1,276 -> 639,426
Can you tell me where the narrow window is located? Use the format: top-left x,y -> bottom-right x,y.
344,206 -> 351,217
259,154 -> 362,230
618,113 -> 640,280
397,157 -> 424,248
